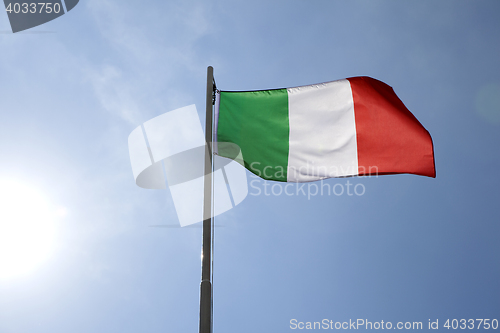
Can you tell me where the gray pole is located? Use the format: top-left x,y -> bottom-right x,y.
200,66 -> 214,333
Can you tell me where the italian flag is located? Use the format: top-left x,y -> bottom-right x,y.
215,76 -> 435,182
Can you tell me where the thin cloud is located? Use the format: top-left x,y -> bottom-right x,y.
85,0 -> 215,124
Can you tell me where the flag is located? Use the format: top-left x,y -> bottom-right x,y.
215,76 -> 435,182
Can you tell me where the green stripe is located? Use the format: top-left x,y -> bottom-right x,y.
217,89 -> 289,181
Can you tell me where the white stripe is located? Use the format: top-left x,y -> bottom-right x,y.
287,79 -> 358,182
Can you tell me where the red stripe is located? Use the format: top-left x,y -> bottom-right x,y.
348,77 -> 436,178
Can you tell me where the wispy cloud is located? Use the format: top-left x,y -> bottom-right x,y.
85,0 -> 214,124
88,65 -> 143,124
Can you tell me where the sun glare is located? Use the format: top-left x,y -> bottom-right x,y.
0,179 -> 56,279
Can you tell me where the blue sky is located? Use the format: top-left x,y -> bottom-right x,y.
0,0 -> 499,332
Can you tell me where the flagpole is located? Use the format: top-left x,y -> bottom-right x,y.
200,66 -> 214,333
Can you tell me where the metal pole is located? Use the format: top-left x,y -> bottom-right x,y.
200,66 -> 214,333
